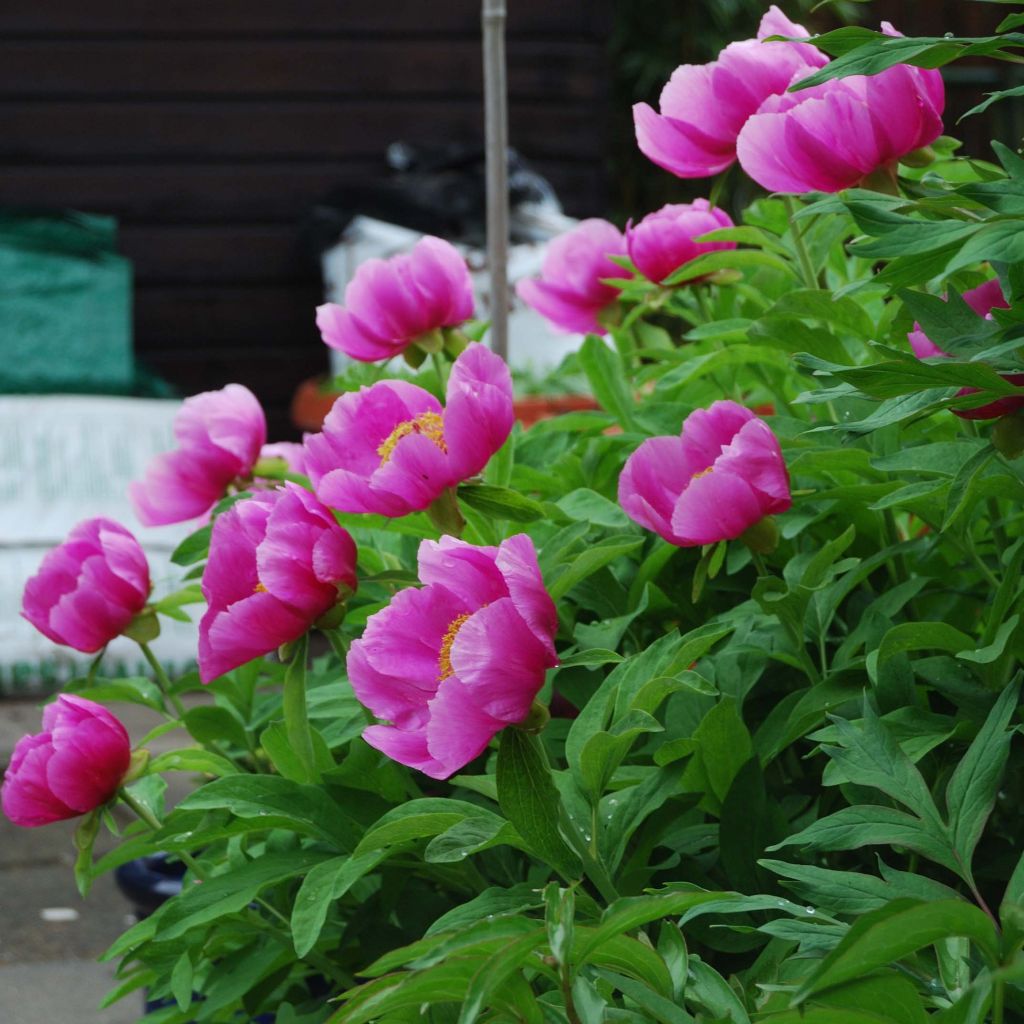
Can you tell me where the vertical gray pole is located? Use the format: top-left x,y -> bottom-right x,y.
482,0 -> 510,360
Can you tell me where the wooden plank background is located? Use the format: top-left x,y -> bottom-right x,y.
0,1 -> 612,438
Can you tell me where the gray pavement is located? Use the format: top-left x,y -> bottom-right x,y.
0,696 -> 207,1024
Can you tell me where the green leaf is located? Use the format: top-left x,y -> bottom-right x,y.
170,952 -> 193,1013
795,899 -> 1000,1003
182,704 -> 250,750
424,817 -> 521,863
548,534 -> 644,600
456,928 -> 547,1024
170,525 -> 212,566
356,800 -> 494,854
945,679 -> 1020,871
578,335 -> 636,428
821,702 -> 944,825
556,487 -> 631,528
425,883 -> 546,938
456,483 -> 546,523
177,775 -> 356,850
147,748 -> 239,777
496,729 -> 581,881
594,969 -> 695,1024
770,805 -> 959,873
574,889 -> 730,965
663,246 -> 798,284
767,973 -> 928,1024
557,648 -> 624,669
761,858 -> 959,916
680,698 -> 754,815
291,851 -> 387,957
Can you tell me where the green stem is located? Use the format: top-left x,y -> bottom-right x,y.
283,634 -> 318,784
994,977 -> 1005,1024
427,487 -> 466,538
430,349 -> 450,392
751,551 -> 770,577
119,787 -> 207,881
784,196 -> 820,291
138,642 -> 188,719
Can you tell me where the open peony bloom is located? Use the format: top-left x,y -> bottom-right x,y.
304,343 -> 513,517
619,400 -> 791,547
908,279 -> 1024,420
198,483 -> 358,682
22,518 -> 150,653
317,235 -> 474,362
348,534 -> 558,779
2,695 -> 131,827
634,6 -> 826,180
736,24 -> 944,194
515,219 -> 627,334
626,200 -> 736,285
130,384 -> 267,526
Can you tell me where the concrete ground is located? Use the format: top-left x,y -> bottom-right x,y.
0,697 -> 205,1024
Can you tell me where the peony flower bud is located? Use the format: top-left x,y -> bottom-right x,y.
22,518 -> 150,653
348,534 -> 558,779
736,24 -> 944,194
515,219 -> 627,335
2,696 -> 131,827
198,483 -> 358,682
618,400 -> 791,547
633,6 -> 827,180
626,200 -> 736,285
316,236 -> 474,363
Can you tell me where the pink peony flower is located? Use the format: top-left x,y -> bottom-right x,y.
304,343 -> 513,517
348,534 -> 558,779
198,483 -> 358,682
130,384 -> 267,526
2,695 -> 131,827
908,279 -> 1024,420
633,6 -> 827,180
619,400 -> 791,547
626,200 -> 736,285
317,236 -> 474,362
515,219 -> 627,335
736,24 -> 944,194
22,518 -> 150,653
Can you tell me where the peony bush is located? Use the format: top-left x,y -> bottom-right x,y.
6,7 -> 1024,1022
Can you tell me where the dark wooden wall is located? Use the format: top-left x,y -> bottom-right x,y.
0,2 -> 612,437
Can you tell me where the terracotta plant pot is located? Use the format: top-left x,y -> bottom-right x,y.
291,376 -> 340,432
513,394 -> 599,429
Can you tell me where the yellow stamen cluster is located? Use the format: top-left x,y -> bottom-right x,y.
254,582 -> 269,593
377,412 -> 447,464
692,465 -> 714,480
437,612 -> 472,682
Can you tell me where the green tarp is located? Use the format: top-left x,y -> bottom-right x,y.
0,209 -> 134,393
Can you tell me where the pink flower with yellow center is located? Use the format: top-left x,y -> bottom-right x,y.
303,343 -> 513,517
348,534 -> 558,779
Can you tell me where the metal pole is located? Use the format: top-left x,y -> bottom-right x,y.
482,0 -> 510,360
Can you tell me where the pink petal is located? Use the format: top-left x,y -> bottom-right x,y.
448,598 -> 550,722
496,534 -> 559,661
362,724 -> 450,780
443,344 -> 515,481
425,677 -> 506,776
670,468 -> 766,545
417,536 -> 506,608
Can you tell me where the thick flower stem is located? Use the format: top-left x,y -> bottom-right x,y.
283,634 -> 319,785
430,349 -> 450,392
427,487 -> 466,538
783,196 -> 821,291
137,642 -> 188,719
